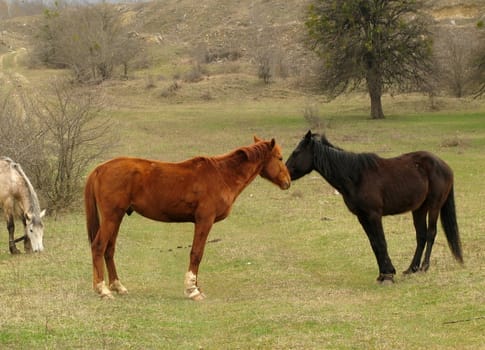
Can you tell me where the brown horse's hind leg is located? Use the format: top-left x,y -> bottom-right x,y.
404,208 -> 428,274
105,230 -> 128,295
185,217 -> 214,301
91,219 -> 122,299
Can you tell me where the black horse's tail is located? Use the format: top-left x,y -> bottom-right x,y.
440,185 -> 464,264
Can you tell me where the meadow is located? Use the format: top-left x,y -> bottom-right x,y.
0,89 -> 484,349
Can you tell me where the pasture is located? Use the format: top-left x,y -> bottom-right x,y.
0,93 -> 484,349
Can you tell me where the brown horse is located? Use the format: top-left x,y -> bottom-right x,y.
84,137 -> 290,299
286,131 -> 463,283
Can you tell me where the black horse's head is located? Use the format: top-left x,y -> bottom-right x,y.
285,130 -> 316,180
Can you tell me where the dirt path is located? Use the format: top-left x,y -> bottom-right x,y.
0,47 -> 29,86
0,48 -> 29,116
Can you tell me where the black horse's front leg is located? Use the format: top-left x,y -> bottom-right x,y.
7,216 -> 21,254
358,214 -> 396,284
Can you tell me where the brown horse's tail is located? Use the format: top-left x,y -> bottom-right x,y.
84,170 -> 99,244
440,185 -> 464,264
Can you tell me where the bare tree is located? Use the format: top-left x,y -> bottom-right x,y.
472,21 -> 485,98
0,90 -> 45,165
0,79 -> 116,211
28,79 -> 115,210
257,51 -> 272,84
32,3 -> 142,82
434,27 -> 479,97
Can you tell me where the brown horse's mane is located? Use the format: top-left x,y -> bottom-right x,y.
211,141 -> 271,167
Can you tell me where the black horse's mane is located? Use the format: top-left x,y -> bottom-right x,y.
312,134 -> 379,191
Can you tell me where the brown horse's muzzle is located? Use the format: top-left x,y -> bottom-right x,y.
279,174 -> 291,190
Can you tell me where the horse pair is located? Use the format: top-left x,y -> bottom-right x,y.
84,133 -> 463,299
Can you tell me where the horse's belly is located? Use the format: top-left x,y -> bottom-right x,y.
382,189 -> 427,215
132,201 -> 197,223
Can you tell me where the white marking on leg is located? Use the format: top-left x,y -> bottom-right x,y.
184,271 -> 206,300
95,281 -> 114,299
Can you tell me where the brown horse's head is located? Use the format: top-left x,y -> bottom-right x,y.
254,136 -> 291,190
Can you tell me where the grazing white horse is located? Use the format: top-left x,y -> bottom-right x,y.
0,157 -> 45,253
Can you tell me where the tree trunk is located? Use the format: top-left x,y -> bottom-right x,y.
366,68 -> 385,119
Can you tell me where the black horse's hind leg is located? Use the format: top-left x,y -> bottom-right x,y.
404,208 -> 428,274
358,214 -> 396,283
420,208 -> 439,272
7,215 -> 20,254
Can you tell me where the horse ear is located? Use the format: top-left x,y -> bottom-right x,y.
40,209 -> 46,218
270,138 -> 276,149
305,130 -> 312,140
254,135 -> 262,143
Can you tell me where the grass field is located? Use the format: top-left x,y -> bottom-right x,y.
1,88 -> 484,349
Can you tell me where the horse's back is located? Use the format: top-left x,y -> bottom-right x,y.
0,158 -> 19,207
87,157 -> 218,222
372,151 -> 453,215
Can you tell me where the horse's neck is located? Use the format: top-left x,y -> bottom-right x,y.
313,143 -> 352,194
216,154 -> 264,196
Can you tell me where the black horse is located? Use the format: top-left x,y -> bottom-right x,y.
286,131 -> 463,283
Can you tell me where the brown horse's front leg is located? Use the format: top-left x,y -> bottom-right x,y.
185,217 -> 214,301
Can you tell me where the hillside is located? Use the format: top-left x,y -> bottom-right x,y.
0,0 -> 484,101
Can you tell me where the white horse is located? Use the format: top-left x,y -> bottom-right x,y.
0,157 -> 45,253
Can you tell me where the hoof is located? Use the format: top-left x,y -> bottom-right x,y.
419,264 -> 430,272
110,280 -> 128,295
191,291 -> 206,301
9,247 -> 21,254
185,287 -> 206,301
96,281 -> 114,299
100,292 -> 115,300
380,278 -> 394,286
377,273 -> 395,285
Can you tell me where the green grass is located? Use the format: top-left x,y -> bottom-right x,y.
1,89 -> 485,349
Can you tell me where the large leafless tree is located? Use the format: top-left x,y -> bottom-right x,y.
306,0 -> 433,119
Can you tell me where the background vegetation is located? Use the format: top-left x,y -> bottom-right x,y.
0,0 -> 484,348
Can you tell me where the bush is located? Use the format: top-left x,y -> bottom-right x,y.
31,4 -> 142,83
0,79 -> 115,211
